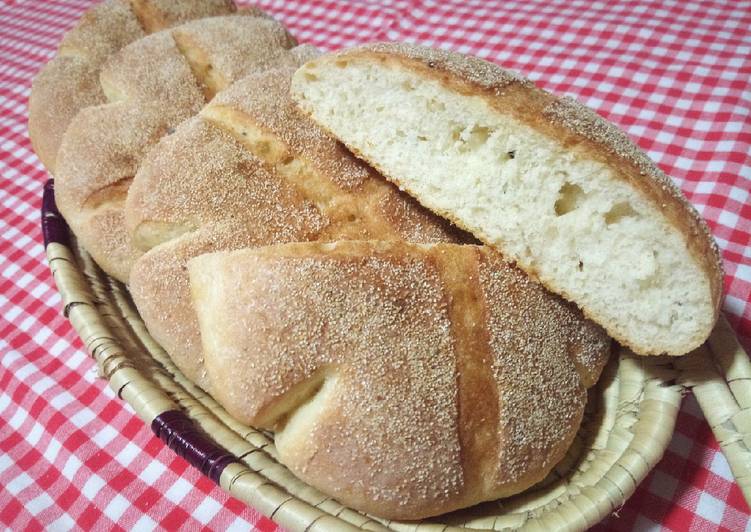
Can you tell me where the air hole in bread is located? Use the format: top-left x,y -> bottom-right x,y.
637,250 -> 660,290
402,79 -> 416,91
335,59 -> 349,68
499,151 -> 514,163
450,123 -> 463,142
554,182 -> 585,216
466,125 -> 491,148
304,71 -> 319,82
605,201 -> 638,225
449,124 -> 493,153
426,99 -> 446,112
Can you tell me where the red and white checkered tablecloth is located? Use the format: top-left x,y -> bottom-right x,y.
1,0 -> 749,530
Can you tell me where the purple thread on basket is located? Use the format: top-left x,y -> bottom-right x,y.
42,179 -> 237,483
41,179 -> 71,247
151,410 -> 238,484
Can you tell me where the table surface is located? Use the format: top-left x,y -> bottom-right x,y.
1,0 -> 750,530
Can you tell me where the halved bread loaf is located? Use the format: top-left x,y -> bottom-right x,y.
126,67 -> 470,389
28,0 -> 239,172
188,240 -> 611,519
54,14 -> 306,281
291,43 -> 724,357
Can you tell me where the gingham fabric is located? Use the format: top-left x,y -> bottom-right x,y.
1,0 -> 749,529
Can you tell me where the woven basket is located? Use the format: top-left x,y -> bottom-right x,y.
40,179 -> 749,530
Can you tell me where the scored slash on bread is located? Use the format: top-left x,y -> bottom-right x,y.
188,240 -> 611,520
291,43 -> 724,357
52,13 -> 309,282
125,66 -> 471,390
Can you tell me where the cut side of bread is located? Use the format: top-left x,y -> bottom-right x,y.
291,43 -> 724,357
188,240 -> 611,519
126,66 -> 471,390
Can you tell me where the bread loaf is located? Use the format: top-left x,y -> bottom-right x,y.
126,66 -> 471,389
54,14 -> 306,281
291,43 -> 724,357
28,0 -> 238,172
188,240 -> 611,519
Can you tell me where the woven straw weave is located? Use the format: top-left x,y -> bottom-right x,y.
41,179 -> 748,530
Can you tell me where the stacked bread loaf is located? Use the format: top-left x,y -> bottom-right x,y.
31,2 -> 722,521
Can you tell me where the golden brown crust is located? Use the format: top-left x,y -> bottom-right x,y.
127,118 -> 326,389
126,67 -> 472,387
53,14 -> 299,281
58,0 -> 145,62
297,43 -> 723,353
98,31 -> 206,108
203,67 -> 473,242
171,16 -> 297,98
188,240 -> 610,519
28,0 -> 143,171
56,100 -> 194,277
130,220 -> 321,391
209,69 -> 373,191
476,250 -> 606,487
28,0 -> 237,172
127,115 -> 325,247
127,0 -> 237,33
76,205 -> 142,282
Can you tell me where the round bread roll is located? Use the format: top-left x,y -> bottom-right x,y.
188,240 -> 611,520
28,0 -> 239,172
53,14 -> 307,282
291,43 -> 724,357
125,66 -> 471,390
